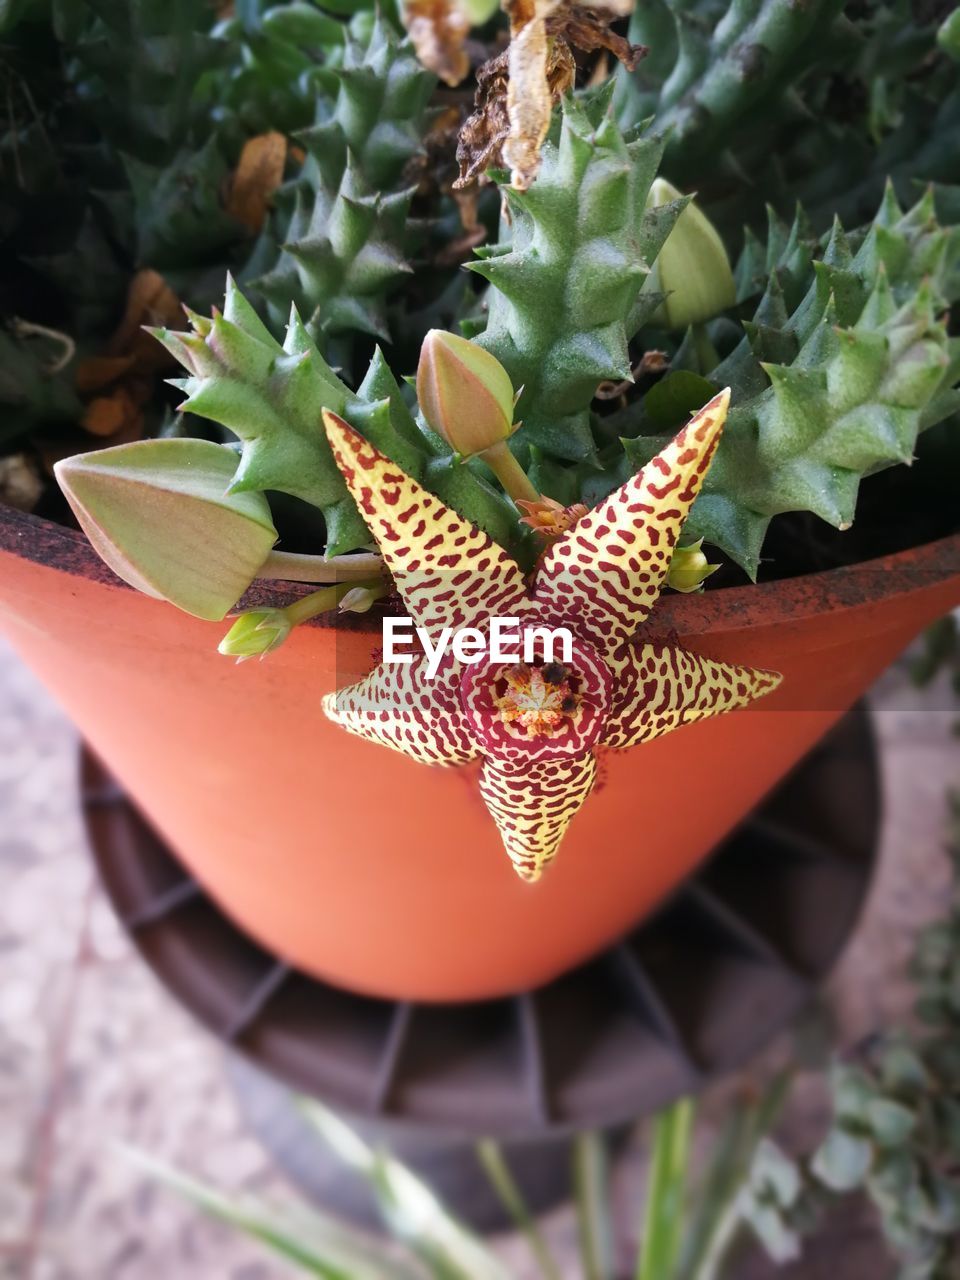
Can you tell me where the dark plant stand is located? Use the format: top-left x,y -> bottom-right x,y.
81,705 -> 879,1227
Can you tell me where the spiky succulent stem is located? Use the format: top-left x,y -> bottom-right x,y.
613,0 -> 960,236
613,0 -> 844,182
620,187 -> 960,577
469,92 -> 684,464
151,278 -> 525,559
248,15 -> 435,345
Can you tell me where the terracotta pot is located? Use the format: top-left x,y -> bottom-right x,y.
2,504 -> 958,1001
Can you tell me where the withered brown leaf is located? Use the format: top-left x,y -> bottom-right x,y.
404,0 -> 473,86
224,131 -> 288,234
456,0 -> 645,190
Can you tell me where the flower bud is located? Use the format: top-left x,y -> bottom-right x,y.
667,539 -> 720,593
939,8 -> 960,59
416,330 -> 516,458
646,179 -> 736,331
218,608 -> 291,661
339,583 -> 389,614
55,439 -> 277,621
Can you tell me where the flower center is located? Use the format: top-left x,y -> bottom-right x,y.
459,629 -> 612,763
494,663 -> 579,738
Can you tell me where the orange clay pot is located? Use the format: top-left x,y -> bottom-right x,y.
2,505 -> 959,1001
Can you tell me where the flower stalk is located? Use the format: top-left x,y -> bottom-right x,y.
481,440 -> 541,507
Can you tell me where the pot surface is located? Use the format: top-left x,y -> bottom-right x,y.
2,510 -> 958,1000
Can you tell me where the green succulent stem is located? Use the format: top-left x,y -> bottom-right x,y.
248,15 -> 435,347
619,186 -> 960,577
155,277 -> 528,563
471,92 -> 684,464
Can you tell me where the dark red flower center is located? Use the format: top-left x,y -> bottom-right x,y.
459,629 -> 611,763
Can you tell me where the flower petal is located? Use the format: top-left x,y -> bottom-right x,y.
602,640 -> 782,749
323,657 -> 477,767
479,752 -> 597,881
533,389 -> 729,657
322,411 -> 529,644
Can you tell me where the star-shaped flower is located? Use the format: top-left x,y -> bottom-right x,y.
321,390 -> 781,881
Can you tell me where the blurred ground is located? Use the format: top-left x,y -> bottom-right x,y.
0,636 -> 957,1279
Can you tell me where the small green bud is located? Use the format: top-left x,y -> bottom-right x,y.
55,439 -> 277,621
416,330 -> 516,458
339,583 -> 389,614
646,179 -> 737,330
667,539 -> 720,593
218,609 -> 291,661
938,9 -> 960,60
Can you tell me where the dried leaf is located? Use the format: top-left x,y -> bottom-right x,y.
550,1 -> 645,69
456,51 -> 512,187
404,0 -> 472,85
225,131 -> 288,233
502,0 -> 569,190
81,386 -> 143,438
456,0 -> 645,189
75,354 -> 136,396
108,269 -> 183,368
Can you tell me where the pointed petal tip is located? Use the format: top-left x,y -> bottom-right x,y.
690,385 -> 730,435
756,666 -> 784,695
512,863 -> 542,884
321,407 -> 354,450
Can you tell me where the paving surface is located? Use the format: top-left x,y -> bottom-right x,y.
0,636 -> 957,1279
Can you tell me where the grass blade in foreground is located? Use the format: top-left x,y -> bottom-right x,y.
475,1139 -> 563,1280
300,1100 -> 510,1280
120,1145 -> 421,1279
636,1098 -> 695,1280
681,1073 -> 793,1280
574,1131 -> 617,1280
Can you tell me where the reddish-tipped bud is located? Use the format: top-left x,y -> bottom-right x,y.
416,330 -> 516,458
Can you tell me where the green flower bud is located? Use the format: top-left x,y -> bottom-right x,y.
218,609 -> 291,661
416,330 -> 516,458
667,539 -> 720,593
938,9 -> 960,59
339,583 -> 389,614
646,179 -> 737,331
55,439 -> 277,621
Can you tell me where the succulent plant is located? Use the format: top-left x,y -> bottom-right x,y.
0,0 -> 953,627
609,187 -> 960,577
247,14 -> 436,346
152,276 -> 523,558
613,0 -> 960,233
613,0 -> 843,185
467,90 -> 685,464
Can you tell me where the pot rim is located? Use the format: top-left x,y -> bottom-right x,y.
2,500 -> 958,637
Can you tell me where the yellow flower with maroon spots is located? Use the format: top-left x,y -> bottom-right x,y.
321,390 -> 781,882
